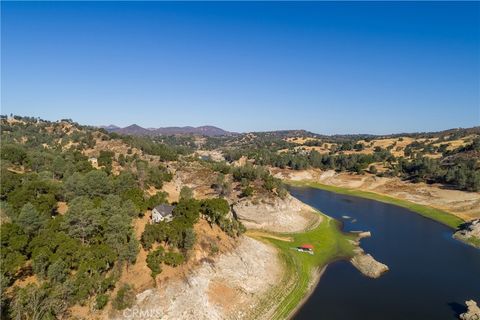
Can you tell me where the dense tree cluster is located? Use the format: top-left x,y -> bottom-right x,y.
219,134 -> 480,192
141,197 -> 244,278
230,164 -> 287,198
146,247 -> 185,279
0,118 -> 181,317
120,135 -> 192,161
200,198 -> 245,236
111,284 -> 135,311
396,155 -> 480,191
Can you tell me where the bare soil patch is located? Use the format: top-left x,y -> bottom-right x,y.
207,281 -> 239,313
114,236 -> 282,320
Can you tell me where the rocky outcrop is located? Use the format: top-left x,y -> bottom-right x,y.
356,231 -> 372,239
350,234 -> 389,279
350,252 -> 389,278
454,219 -> 480,248
348,231 -> 389,278
233,195 -> 320,233
460,300 -> 480,320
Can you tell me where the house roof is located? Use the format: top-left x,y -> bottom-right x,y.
299,244 -> 314,249
153,204 -> 175,217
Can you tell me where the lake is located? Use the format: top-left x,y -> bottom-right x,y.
289,186 -> 480,320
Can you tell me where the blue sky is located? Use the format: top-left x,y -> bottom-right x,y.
1,1 -> 479,134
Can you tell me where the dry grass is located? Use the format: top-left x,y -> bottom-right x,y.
286,137 -> 318,144
432,138 -> 471,151
245,230 -> 293,242
83,139 -> 142,158
7,166 -> 26,174
56,202 -> 68,215
285,134 -> 477,159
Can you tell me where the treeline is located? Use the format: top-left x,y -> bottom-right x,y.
119,135 -> 193,161
0,168 -> 170,317
221,137 -> 480,192
1,175 -> 146,317
202,158 -> 288,198
225,148 -> 393,173
396,156 -> 479,191
0,119 -> 177,317
0,117 -> 250,317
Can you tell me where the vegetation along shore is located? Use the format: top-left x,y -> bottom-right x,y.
287,180 -> 464,229
286,180 -> 480,249
247,212 -> 357,319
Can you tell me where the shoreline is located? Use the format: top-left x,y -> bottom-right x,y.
287,265 -> 327,319
286,180 -> 480,249
280,178 -> 478,317
258,180 -> 470,319
286,180 -> 465,229
247,210 -> 356,320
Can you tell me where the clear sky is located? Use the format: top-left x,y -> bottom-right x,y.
1,1 -> 479,134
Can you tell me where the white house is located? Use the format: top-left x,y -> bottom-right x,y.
152,204 -> 175,223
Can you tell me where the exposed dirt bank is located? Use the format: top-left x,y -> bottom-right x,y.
114,236 -> 282,320
233,194 -> 321,233
272,168 -> 480,221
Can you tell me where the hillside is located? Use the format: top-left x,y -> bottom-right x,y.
0,115 -> 289,319
1,115 -> 479,319
207,127 -> 480,192
105,124 -> 233,137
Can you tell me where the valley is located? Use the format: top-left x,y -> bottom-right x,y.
1,116 -> 479,319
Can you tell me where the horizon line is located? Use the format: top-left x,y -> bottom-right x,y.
3,113 -> 478,137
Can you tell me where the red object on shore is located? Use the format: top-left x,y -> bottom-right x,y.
300,244 -> 314,249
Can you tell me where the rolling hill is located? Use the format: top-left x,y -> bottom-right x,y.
104,124 -> 233,136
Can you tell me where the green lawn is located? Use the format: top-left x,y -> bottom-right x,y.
249,214 -> 356,320
287,180 -> 465,229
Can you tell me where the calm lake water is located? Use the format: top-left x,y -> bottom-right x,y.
289,186 -> 480,320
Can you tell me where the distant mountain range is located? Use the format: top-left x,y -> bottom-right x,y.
101,124 -> 233,136
100,124 -> 480,139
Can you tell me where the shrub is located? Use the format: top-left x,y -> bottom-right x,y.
163,251 -> 185,267
241,186 -> 254,198
179,186 -> 193,201
200,198 -> 229,225
146,247 -> 164,279
112,284 -> 135,310
95,294 -> 109,310
98,150 -> 114,167
277,186 -> 288,199
210,243 -> 219,255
